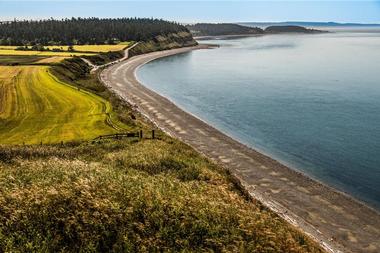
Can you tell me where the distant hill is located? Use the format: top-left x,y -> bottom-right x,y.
265,25 -> 326,34
186,23 -> 264,36
186,23 -> 328,37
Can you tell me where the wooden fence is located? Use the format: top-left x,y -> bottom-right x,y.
93,130 -> 155,140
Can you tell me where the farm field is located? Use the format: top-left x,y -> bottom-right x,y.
0,65 -> 128,144
47,43 -> 132,52
0,43 -> 132,54
0,49 -> 95,56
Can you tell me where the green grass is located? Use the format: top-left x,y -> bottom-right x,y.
0,138 -> 324,252
0,55 -> 68,65
51,57 -> 138,128
82,51 -> 125,66
0,65 -> 130,144
118,41 -> 134,45
0,55 -> 48,65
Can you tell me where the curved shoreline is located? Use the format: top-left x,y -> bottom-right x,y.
134,64 -> 379,212
100,45 -> 380,253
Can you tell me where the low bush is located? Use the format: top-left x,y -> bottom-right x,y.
0,139 -> 323,252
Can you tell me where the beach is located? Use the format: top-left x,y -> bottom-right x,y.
100,45 -> 380,253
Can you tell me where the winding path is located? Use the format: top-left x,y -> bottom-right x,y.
81,42 -> 140,73
99,45 -> 380,253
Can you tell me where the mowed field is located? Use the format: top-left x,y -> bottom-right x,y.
0,65 -> 126,144
0,43 -> 132,55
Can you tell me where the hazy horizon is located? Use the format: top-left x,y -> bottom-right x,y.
1,1 -> 380,24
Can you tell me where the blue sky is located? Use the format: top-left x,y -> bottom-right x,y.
0,1 -> 379,23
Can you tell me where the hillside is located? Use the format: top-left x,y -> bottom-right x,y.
186,23 -> 264,36
129,31 -> 197,56
0,134 -> 323,252
265,25 -> 326,33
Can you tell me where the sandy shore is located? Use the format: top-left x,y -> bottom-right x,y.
100,45 -> 380,253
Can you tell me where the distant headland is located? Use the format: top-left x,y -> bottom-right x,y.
186,23 -> 326,38
264,25 -> 326,34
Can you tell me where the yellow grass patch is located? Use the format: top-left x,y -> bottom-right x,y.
0,43 -> 132,56
47,44 -> 131,53
0,46 -> 18,50
0,66 -> 128,144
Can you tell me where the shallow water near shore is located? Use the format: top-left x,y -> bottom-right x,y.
137,31 -> 380,210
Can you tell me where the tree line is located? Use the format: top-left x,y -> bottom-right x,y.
0,18 -> 189,46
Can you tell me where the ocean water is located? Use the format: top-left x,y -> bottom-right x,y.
137,32 -> 380,210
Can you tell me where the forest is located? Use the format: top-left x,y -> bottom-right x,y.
0,18 -> 189,46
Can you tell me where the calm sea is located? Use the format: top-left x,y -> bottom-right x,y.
137,31 -> 380,210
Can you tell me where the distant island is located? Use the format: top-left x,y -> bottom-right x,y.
264,25 -> 326,34
186,23 -> 326,37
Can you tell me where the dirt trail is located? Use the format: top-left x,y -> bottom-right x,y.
81,42 -> 139,73
101,45 -> 380,253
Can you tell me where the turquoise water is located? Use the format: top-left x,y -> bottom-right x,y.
137,32 -> 380,210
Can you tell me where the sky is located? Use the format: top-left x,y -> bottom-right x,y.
0,1 -> 379,23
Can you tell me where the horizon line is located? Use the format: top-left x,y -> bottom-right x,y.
1,18 -> 380,25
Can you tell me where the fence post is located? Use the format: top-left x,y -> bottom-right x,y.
139,130 -> 143,139
152,130 -> 155,139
